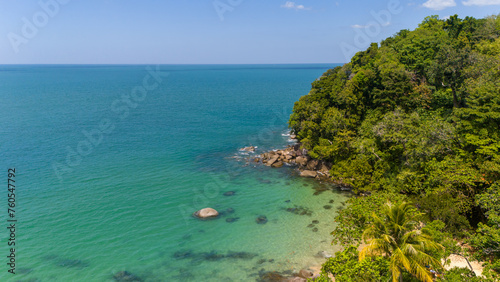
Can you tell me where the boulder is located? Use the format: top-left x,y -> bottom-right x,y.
296,156 -> 308,167
240,146 -> 256,152
266,155 -> 280,166
315,251 -> 333,258
297,269 -> 314,279
272,161 -> 284,168
318,162 -> 330,173
194,208 -> 219,218
256,215 -> 268,224
306,159 -> 319,170
300,170 -> 317,178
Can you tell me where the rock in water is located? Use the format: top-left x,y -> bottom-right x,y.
296,156 -> 308,166
266,155 -> 280,166
240,146 -> 256,152
271,161 -> 284,168
300,170 -> 317,178
194,208 -> 219,218
112,271 -> 143,282
223,191 -> 236,196
256,215 -> 268,224
298,269 -> 314,279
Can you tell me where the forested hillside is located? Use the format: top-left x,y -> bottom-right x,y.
289,15 -> 500,281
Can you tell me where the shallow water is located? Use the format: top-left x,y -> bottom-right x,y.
0,64 -> 347,281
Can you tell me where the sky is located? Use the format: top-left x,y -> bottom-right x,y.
0,0 -> 499,64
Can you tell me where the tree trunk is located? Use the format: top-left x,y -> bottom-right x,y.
452,253 -> 475,276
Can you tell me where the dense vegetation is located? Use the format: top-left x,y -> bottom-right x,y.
288,15 -> 500,281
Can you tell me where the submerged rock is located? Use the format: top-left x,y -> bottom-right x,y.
226,217 -> 240,223
312,220 -> 319,224
112,271 -> 143,282
226,251 -> 258,260
258,271 -> 287,282
315,251 -> 333,258
223,191 -> 236,196
298,269 -> 314,279
323,205 -> 332,210
194,208 -> 219,219
256,215 -> 268,224
173,250 -> 193,260
57,259 -> 89,268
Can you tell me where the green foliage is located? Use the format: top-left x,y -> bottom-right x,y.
360,202 -> 444,282
469,183 -> 500,266
331,193 -> 409,247
442,267 -> 486,282
290,14 -> 500,280
317,246 -> 390,282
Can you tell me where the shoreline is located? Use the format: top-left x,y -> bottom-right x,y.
239,142 -> 348,281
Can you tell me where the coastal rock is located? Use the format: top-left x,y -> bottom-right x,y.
287,278 -> 306,282
319,162 -> 330,173
272,161 -> 284,168
296,156 -> 308,167
298,269 -> 314,279
306,159 -> 319,170
300,170 -> 317,178
240,146 -> 256,152
315,251 -> 333,258
266,155 -> 280,166
194,208 -> 219,218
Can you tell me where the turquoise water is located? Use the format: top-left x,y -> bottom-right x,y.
0,64 -> 349,281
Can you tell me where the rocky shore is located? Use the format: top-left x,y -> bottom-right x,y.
250,144 -> 334,183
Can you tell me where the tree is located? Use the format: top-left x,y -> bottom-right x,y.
359,202 -> 444,282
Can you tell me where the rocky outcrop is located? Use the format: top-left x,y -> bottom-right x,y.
297,269 -> 314,279
194,208 -> 219,219
300,170 -> 317,178
256,145 -> 332,181
240,146 -> 256,152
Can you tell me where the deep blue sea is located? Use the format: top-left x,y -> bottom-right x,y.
0,64 -> 348,281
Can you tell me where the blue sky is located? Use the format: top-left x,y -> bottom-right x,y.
0,0 -> 499,64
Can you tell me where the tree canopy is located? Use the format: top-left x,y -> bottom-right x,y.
290,14 -> 500,281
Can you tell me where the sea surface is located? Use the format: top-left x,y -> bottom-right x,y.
0,64 -> 349,281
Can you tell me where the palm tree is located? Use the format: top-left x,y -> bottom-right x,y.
359,202 -> 444,282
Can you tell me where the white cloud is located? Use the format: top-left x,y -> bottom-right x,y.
463,0 -> 500,6
281,1 -> 310,10
422,0 -> 456,10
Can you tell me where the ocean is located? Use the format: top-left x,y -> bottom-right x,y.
0,64 -> 349,281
